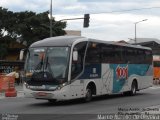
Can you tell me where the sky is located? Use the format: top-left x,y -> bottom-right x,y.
1,0 -> 160,41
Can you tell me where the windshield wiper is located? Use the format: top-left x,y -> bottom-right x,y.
45,56 -> 48,69
45,56 -> 55,78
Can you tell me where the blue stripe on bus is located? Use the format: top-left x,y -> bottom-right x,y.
79,64 -> 101,79
110,64 -> 150,93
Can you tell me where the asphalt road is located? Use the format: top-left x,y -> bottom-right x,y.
0,86 -> 160,120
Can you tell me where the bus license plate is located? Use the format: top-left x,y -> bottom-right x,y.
36,92 -> 47,96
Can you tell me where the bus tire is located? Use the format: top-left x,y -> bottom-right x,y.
130,81 -> 137,96
84,87 -> 92,102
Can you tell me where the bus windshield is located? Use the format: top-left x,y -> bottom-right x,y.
25,47 -> 70,85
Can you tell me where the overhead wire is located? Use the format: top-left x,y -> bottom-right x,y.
90,6 -> 160,14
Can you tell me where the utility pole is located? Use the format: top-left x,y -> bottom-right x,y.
50,0 -> 53,37
134,19 -> 148,44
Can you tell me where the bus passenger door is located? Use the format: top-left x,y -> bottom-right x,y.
70,42 -> 87,98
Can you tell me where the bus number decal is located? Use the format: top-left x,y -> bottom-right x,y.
116,65 -> 128,80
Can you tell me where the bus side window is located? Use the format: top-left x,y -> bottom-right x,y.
85,42 -> 101,64
145,50 -> 152,64
71,42 -> 87,80
101,44 -> 114,63
101,44 -> 125,64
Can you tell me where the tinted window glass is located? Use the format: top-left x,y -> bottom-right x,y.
85,42 -> 101,63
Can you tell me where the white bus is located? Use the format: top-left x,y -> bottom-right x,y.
21,36 -> 153,102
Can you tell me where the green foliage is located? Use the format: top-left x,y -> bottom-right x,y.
0,7 -> 67,59
14,11 -> 66,46
0,43 -> 8,59
0,7 -> 13,59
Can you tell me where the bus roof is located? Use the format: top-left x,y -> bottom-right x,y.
30,35 -> 151,50
89,38 -> 152,50
30,36 -> 85,47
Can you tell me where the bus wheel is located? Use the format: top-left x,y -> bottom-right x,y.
84,88 -> 92,102
130,81 -> 137,96
48,99 -> 56,103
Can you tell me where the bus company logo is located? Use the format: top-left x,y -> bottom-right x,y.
90,68 -> 99,78
116,65 -> 128,80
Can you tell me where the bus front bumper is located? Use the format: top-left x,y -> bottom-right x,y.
23,85 -> 71,101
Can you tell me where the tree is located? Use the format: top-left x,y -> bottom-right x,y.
0,43 -> 8,59
0,7 -> 15,59
14,11 -> 66,46
0,7 -> 67,59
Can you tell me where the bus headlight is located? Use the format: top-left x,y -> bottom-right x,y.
56,82 -> 68,90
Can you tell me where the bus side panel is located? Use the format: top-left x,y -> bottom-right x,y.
81,63 -> 152,95
109,64 -> 152,93
79,64 -> 102,95
109,64 -> 129,93
101,64 -> 113,94
78,63 -> 114,96
70,80 -> 85,99
138,65 -> 153,89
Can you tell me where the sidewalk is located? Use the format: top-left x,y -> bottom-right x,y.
0,84 -> 24,99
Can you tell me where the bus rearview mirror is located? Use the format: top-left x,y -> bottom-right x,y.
73,51 -> 78,61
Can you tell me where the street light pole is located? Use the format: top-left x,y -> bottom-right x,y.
50,0 -> 53,37
134,19 -> 148,44
135,23 -> 137,44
